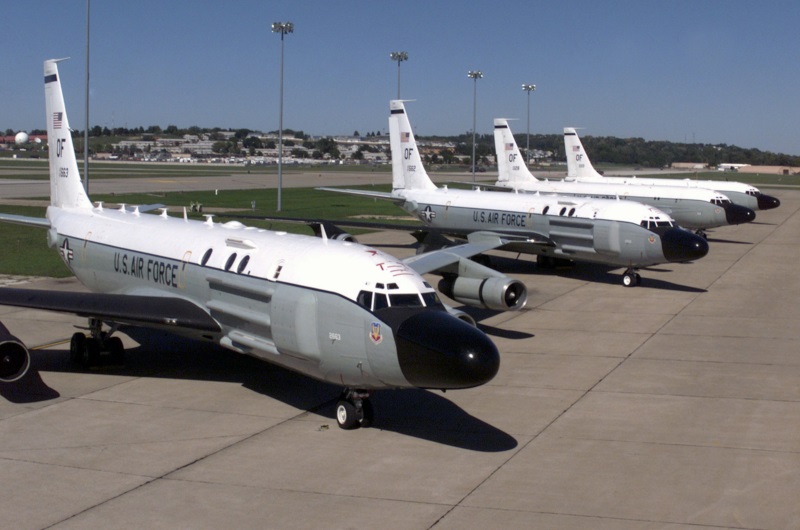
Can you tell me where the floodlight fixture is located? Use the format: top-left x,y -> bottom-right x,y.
390,51 -> 409,99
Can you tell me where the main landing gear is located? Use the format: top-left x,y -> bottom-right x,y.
622,268 -> 642,287
336,388 -> 374,430
69,318 -> 125,369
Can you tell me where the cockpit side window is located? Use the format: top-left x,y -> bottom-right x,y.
357,290 -> 373,309
373,293 -> 389,310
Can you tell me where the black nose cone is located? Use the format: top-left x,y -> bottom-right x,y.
757,194 -> 780,210
661,227 -> 709,262
395,311 -> 499,389
723,203 -> 756,225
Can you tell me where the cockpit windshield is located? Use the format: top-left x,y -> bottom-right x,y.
640,218 -> 673,229
356,282 -> 441,312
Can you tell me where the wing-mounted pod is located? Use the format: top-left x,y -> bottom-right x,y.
438,257 -> 527,311
0,322 -> 30,383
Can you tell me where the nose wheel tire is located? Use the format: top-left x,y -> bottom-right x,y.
336,389 -> 374,430
622,270 -> 642,287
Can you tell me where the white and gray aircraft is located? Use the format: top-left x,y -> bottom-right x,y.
319,100 -> 709,287
494,119 -> 756,237
564,127 -> 780,211
0,60 -> 525,430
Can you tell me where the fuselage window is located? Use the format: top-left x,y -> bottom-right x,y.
224,253 -> 237,271
542,206 -> 550,215
200,248 -> 213,266
559,207 -> 567,216
237,255 -> 250,274
568,208 -> 576,217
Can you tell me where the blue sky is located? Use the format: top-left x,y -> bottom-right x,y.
2,1 -> 799,154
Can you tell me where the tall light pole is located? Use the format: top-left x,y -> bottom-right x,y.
467,70 -> 483,181
522,83 -> 536,166
389,51 -> 408,99
84,0 -> 90,194
272,21 -> 293,212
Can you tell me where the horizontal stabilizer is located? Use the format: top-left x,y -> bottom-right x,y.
0,213 -> 51,229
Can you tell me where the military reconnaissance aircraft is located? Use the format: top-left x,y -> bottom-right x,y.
0,60 -> 522,430
563,127 -> 780,212
493,119 -> 756,238
319,101 -> 709,287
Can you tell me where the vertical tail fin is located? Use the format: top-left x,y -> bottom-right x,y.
389,100 -> 437,191
493,119 -> 539,188
45,59 -> 92,209
564,127 -> 603,180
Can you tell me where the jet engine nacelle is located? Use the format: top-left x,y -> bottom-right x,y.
439,276 -> 527,311
443,304 -> 477,327
0,323 -> 30,383
436,256 -> 527,311
310,222 -> 358,243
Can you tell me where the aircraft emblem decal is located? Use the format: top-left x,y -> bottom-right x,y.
369,322 -> 383,345
59,238 -> 74,267
649,235 -> 656,244
419,205 -> 436,223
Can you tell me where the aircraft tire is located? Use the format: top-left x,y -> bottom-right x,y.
622,272 -> 637,287
81,339 -> 101,369
69,333 -> 86,364
336,400 -> 360,430
360,399 -> 374,428
105,337 -> 125,365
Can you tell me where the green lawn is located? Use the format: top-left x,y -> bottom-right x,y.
0,186 -> 417,277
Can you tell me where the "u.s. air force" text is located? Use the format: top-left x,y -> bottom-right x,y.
113,252 -> 180,288
473,210 -> 527,227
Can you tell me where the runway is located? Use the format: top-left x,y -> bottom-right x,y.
0,187 -> 798,529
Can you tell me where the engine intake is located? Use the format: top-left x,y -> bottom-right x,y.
0,323 -> 30,383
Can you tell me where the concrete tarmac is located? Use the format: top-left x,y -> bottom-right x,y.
1,188 -> 799,529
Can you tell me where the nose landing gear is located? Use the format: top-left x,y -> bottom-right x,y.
336,388 -> 374,430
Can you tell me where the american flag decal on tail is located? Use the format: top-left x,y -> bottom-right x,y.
53,112 -> 63,129
401,132 -> 410,143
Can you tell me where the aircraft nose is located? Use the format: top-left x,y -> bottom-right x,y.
660,227 -> 709,262
395,311 -> 499,389
723,203 -> 756,225
757,194 -> 780,210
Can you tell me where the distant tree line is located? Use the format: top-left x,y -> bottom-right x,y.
6,125 -> 798,167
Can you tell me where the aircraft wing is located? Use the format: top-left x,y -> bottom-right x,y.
404,230 -> 554,275
315,186 -> 404,204
0,288 -> 220,332
0,213 -> 51,229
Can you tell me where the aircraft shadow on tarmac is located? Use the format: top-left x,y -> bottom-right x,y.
484,255 -> 708,293
5,328 -> 517,452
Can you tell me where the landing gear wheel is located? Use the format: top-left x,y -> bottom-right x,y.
105,337 -> 125,365
81,338 -> 101,369
622,270 -> 640,287
336,400 -> 360,430
69,333 -> 86,364
359,399 -> 375,428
